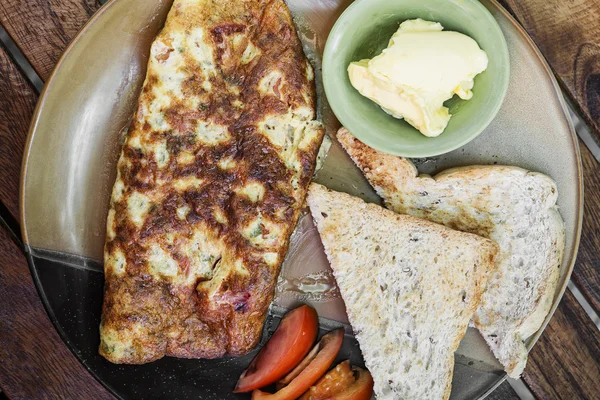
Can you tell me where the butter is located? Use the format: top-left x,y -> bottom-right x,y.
348,19 -> 488,137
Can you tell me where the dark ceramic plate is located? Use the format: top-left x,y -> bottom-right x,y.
21,0 -> 581,398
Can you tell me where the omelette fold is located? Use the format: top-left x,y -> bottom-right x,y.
100,0 -> 324,363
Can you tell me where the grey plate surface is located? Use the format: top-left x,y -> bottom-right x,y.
20,0 -> 582,398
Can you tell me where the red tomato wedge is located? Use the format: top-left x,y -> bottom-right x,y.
251,328 -> 344,400
234,305 -> 318,393
275,342 -> 320,390
299,360 -> 374,400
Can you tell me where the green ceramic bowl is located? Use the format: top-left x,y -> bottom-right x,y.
323,0 -> 510,157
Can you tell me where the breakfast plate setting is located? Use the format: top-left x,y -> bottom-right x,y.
20,0 -> 582,399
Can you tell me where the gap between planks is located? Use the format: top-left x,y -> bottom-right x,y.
0,24 -> 43,93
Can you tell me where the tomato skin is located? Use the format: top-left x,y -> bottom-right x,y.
251,329 -> 345,400
234,305 -> 318,393
276,340 -> 319,390
299,360 -> 374,400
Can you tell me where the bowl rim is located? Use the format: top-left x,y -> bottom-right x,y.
322,0 -> 511,157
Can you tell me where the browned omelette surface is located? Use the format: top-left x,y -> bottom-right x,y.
100,0 -> 324,363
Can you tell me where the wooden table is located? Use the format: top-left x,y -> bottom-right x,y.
1,0 -> 599,398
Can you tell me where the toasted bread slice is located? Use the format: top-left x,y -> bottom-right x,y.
307,183 -> 499,400
338,128 -> 566,378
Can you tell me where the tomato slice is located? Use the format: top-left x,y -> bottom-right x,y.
299,360 -> 374,400
234,305 -> 318,393
251,328 -> 344,400
275,341 -> 319,390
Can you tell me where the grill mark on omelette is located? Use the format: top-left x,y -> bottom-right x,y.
100,0 -> 324,363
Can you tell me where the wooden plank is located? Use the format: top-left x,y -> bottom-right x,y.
522,289 -> 600,399
0,48 -> 36,221
571,142 -> 600,313
0,0 -> 102,80
0,226 -> 113,399
500,0 -> 600,141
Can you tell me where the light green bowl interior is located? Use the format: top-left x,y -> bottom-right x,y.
323,0 -> 510,157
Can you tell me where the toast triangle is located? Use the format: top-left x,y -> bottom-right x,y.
307,183 -> 498,399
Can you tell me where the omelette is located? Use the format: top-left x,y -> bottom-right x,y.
100,0 -> 324,363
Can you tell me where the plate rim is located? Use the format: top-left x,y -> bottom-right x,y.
18,0 -> 583,398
